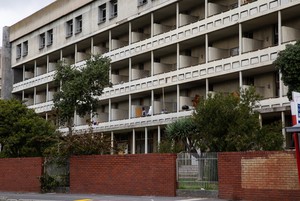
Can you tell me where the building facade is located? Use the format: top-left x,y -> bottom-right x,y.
2,0 -> 299,153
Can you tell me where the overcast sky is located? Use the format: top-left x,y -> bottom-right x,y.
0,0 -> 55,46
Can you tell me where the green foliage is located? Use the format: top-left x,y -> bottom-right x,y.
274,40 -> 300,100
0,99 -> 56,158
193,88 -> 263,152
39,173 -> 60,193
165,117 -> 201,154
45,133 -> 113,157
157,139 -> 184,153
53,54 -> 111,132
254,121 -> 284,151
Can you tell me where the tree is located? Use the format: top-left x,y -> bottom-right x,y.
53,54 -> 111,134
192,88 -> 283,152
165,117 -> 200,155
274,40 -> 300,100
0,99 -> 57,157
165,88 -> 284,153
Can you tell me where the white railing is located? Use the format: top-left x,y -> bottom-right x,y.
25,42 -> 292,114
12,0 -> 298,93
59,110 -> 193,134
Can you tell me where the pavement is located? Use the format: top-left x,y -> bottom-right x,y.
0,192 -> 229,201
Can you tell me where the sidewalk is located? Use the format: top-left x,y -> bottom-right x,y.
0,192 -> 229,201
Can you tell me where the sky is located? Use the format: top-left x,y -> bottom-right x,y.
0,0 -> 55,47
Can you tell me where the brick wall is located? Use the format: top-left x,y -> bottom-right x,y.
70,154 -> 177,196
218,151 -> 300,201
0,157 -> 43,192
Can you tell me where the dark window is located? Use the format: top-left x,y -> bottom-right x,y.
66,19 -> 73,37
110,0 -> 118,18
23,41 -> 28,56
47,29 -> 53,46
99,4 -> 107,23
75,15 -> 82,34
16,44 -> 22,59
39,33 -> 45,49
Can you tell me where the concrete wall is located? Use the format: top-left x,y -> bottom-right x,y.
0,157 -> 43,192
218,151 -> 300,201
70,154 -> 177,196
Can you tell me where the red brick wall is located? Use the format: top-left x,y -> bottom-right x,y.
70,154 -> 177,196
0,157 -> 43,192
218,151 -> 300,201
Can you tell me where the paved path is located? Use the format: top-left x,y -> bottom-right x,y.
0,192 -> 228,201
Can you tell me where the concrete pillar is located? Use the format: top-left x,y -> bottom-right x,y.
132,129 -> 136,154
145,127 -> 148,154
1,26 -> 13,99
281,111 -> 286,148
278,11 -> 282,45
239,23 -> 242,55
111,131 -> 114,155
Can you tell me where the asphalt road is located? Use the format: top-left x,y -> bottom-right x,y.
0,192 -> 228,201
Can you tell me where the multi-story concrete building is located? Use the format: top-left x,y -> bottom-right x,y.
1,0 -> 299,153
0,47 -> 2,95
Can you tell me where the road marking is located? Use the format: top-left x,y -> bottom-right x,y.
74,199 -> 92,201
179,198 -> 207,201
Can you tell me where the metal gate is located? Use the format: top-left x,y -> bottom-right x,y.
176,152 -> 218,190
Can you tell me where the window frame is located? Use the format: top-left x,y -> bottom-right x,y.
110,0 -> 118,19
66,19 -> 73,38
16,44 -> 22,59
22,41 -> 28,57
99,3 -> 107,24
39,33 -> 46,49
46,29 -> 53,46
75,15 -> 83,34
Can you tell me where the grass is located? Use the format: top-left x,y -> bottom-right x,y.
178,178 -> 218,190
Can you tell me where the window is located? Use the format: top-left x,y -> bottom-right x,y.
138,0 -> 147,6
75,15 -> 82,34
23,41 -> 28,56
39,33 -> 45,49
16,44 -> 21,59
47,29 -> 53,46
99,4 -> 106,23
66,19 -> 73,37
110,0 -> 118,18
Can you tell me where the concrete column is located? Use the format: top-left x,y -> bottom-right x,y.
132,129 -> 136,154
111,131 -> 114,155
278,11 -> 282,45
1,26 -> 13,99
108,98 -> 111,122
109,30 -> 112,51
279,72 -> 283,97
158,125 -> 161,145
151,90 -> 154,116
33,87 -> 37,105
91,37 -> 94,55
205,0 -> 208,18
151,51 -> 154,76
128,94 -> 131,119
176,2 -> 179,29
176,43 -> 180,70
46,55 -> 50,73
281,111 -> 286,148
259,113 -> 262,127
34,60 -> 37,77
177,84 -> 180,112
129,58 -> 132,81
239,71 -> 243,88
206,78 -> 209,98
239,23 -> 242,55
151,13 -> 154,37
46,83 -> 49,102
205,34 -> 208,63
75,44 -> 78,63
145,127 -> 148,154
129,22 -> 132,44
